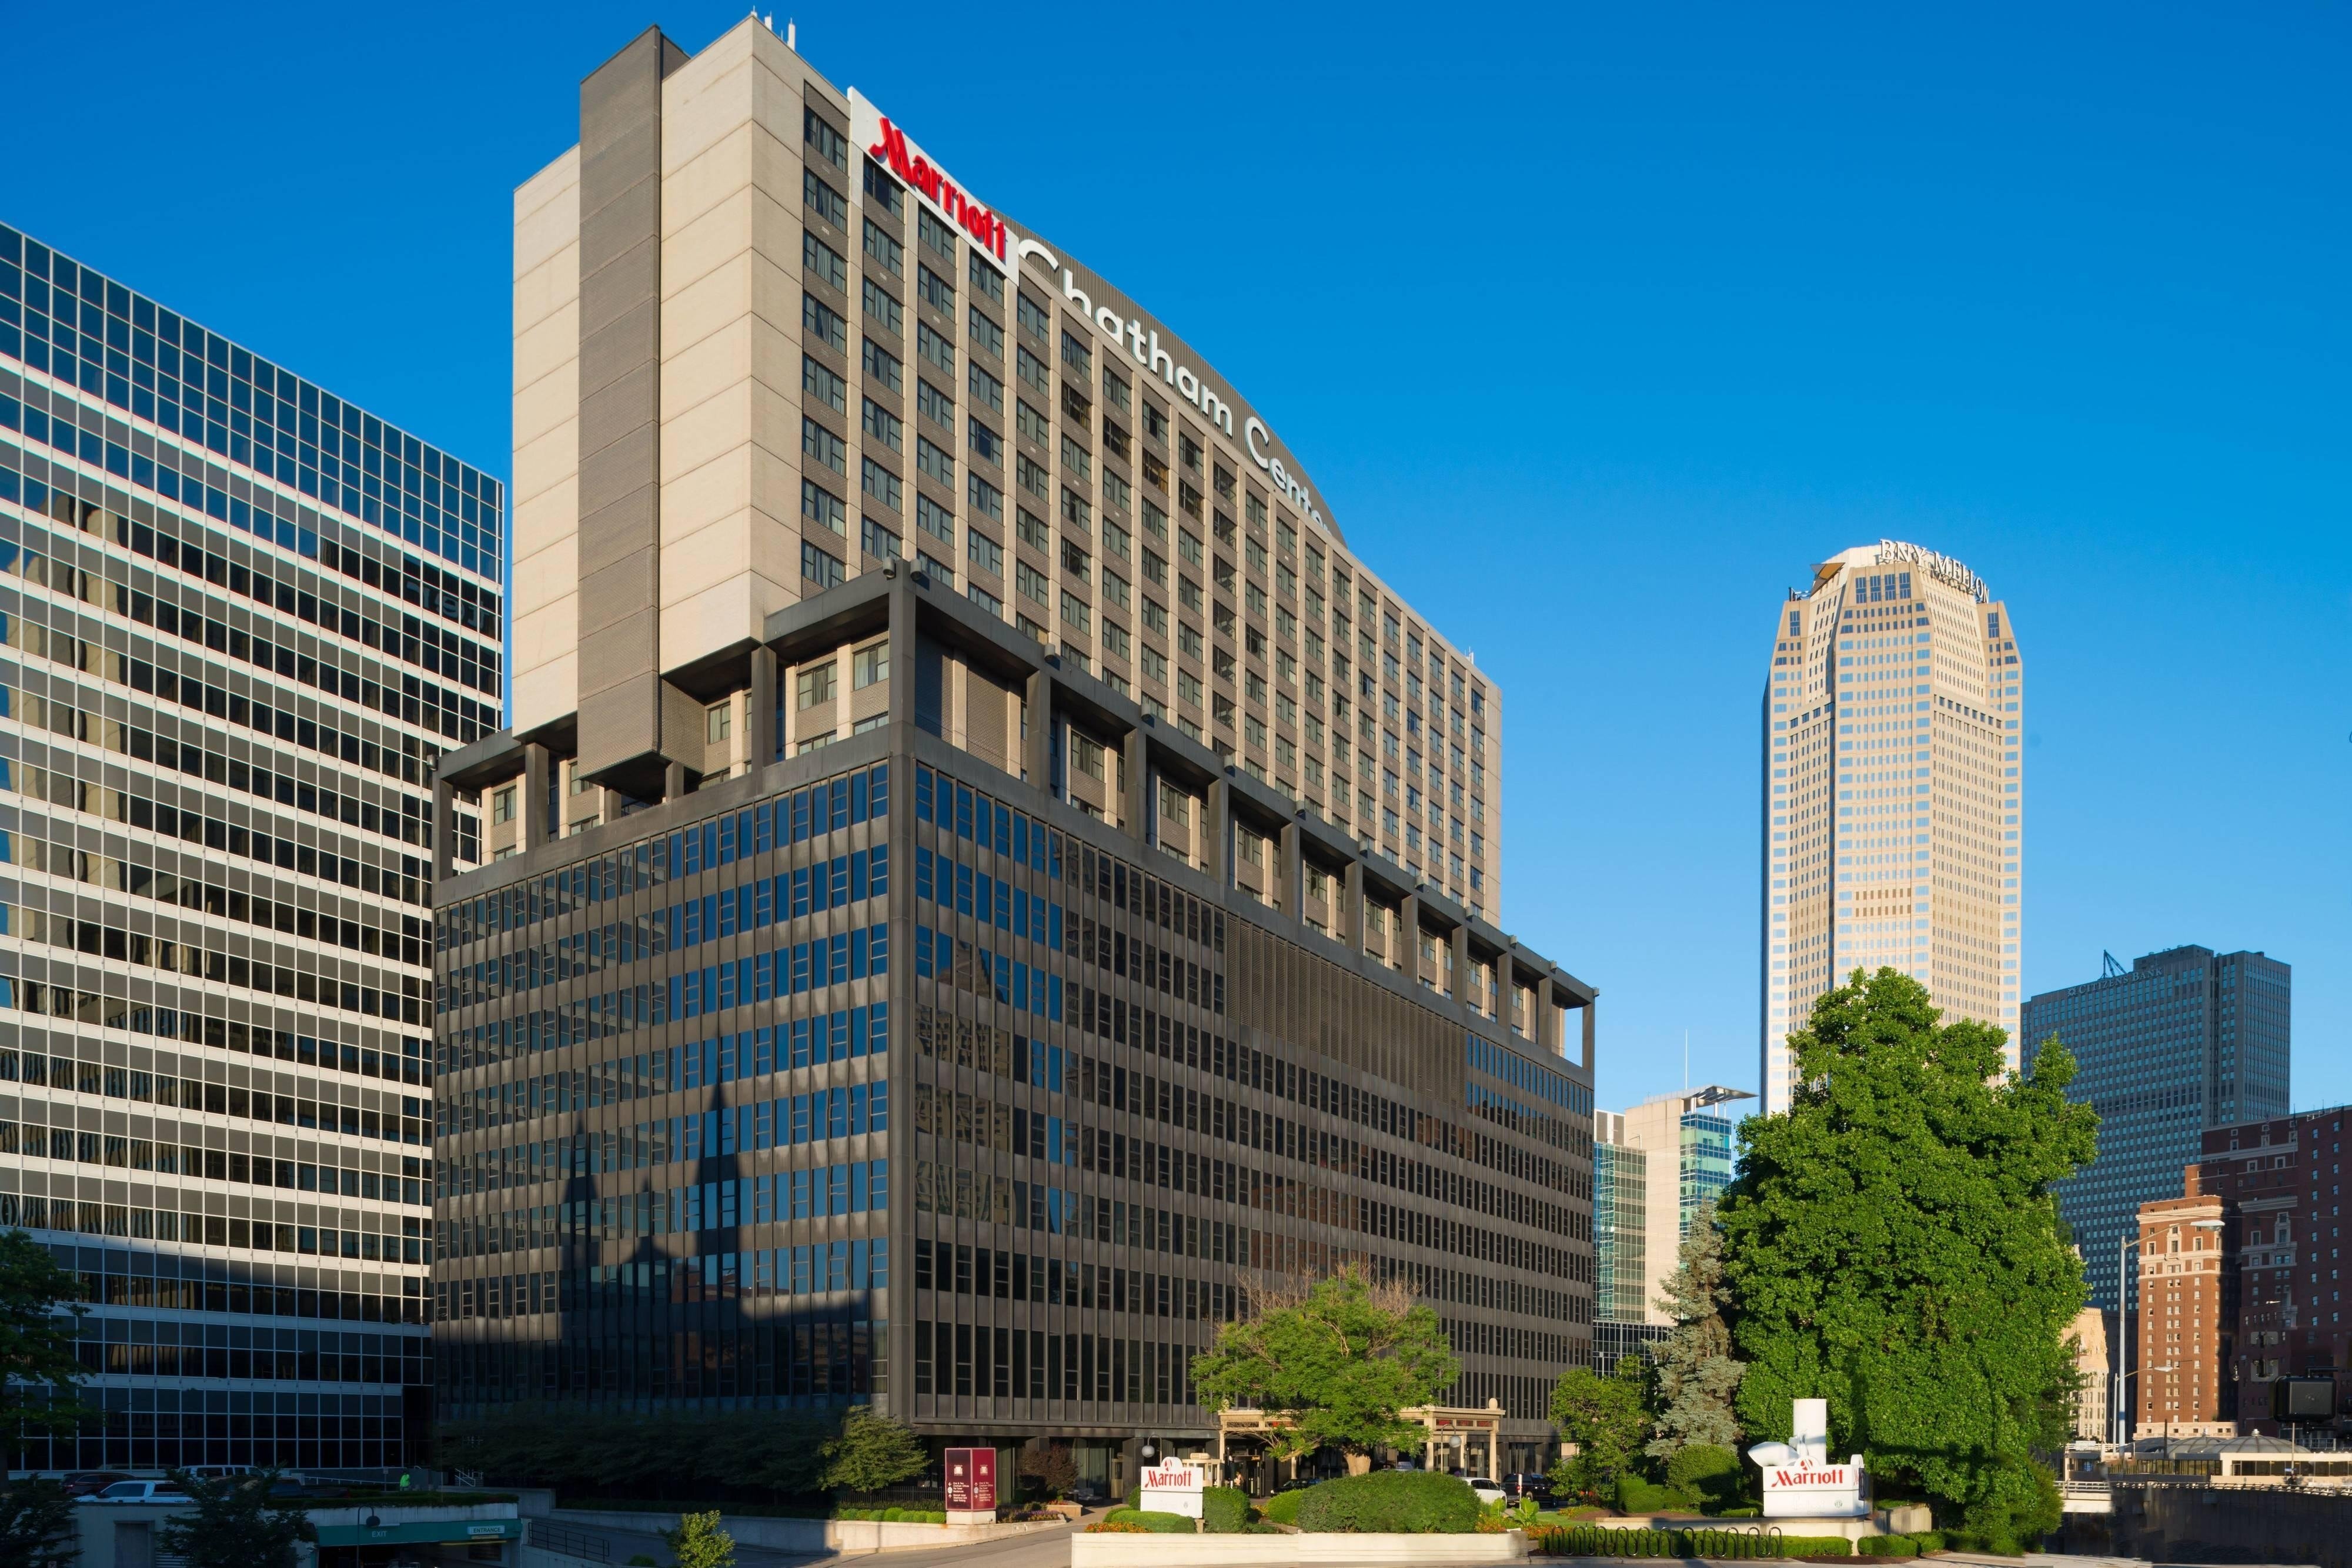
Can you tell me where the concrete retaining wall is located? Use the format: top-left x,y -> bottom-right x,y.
2056,1483 -> 2340,1565
543,1506 -> 1061,1553
1072,1529 -> 1528,1566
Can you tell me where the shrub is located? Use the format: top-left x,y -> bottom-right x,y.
1615,1474 -> 1677,1514
1780,1538 -> 1853,1558
1086,1521 -> 1148,1534
1202,1487 -> 1250,1534
1262,1489 -> 1305,1526
1531,1525 -> 1784,1558
920,1511 -> 946,1524
1665,1444 -> 1745,1512
1295,1471 -> 1479,1534
1856,1537 -> 1917,1557
881,1507 -> 906,1522
1908,1532 -> 1945,1553
1104,1509 -> 1195,1534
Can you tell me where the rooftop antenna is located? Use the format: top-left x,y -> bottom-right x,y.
2102,950 -> 2126,979
787,18 -> 797,48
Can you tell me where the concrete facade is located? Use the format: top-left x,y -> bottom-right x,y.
503,18 -> 1501,920
1761,543 -> 2022,1115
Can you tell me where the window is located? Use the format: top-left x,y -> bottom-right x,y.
1016,454 -> 1050,500
1062,330 -> 1093,379
1018,343 -> 1051,396
1141,599 -> 1168,635
1103,570 -> 1131,609
800,480 -> 846,535
967,249 -> 1004,303
1102,620 -> 1130,660
797,663 -> 838,708
968,360 -> 1004,414
863,159 -> 904,215
862,457 -> 902,511
917,262 -> 954,312
967,529 -> 1003,577
1073,733 -> 1107,781
1178,530 -> 1204,568
967,306 -> 1004,361
863,218 -> 904,278
804,293 -> 846,353
968,582 -> 1005,616
917,378 -> 954,430
801,416 -> 846,474
805,108 -> 848,170
1017,292 -> 1051,342
915,492 -> 954,544
1061,590 -> 1091,634
1061,487 -> 1093,533
967,473 -> 1004,523
1061,435 -> 1093,484
803,169 -> 847,229
1061,541 -> 1091,583
860,516 -> 901,561
802,355 -> 846,412
803,229 -> 847,290
800,542 -> 845,589
1016,399 -> 1051,447
1104,371 -> 1131,412
1015,560 -> 1051,607
1102,470 -> 1131,514
492,786 -> 515,824
1016,509 -> 1050,552
861,337 -> 903,392
854,640 -> 891,688
918,209 -> 956,259
1141,497 -> 1169,541
706,702 -> 732,742
967,417 -> 1002,466
860,399 -> 902,453
1142,550 -> 1167,587
1140,646 -> 1167,683
1177,668 -> 1203,706
862,279 -> 903,335
917,322 -> 953,373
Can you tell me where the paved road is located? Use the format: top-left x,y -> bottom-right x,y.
527,1518 -> 1078,1568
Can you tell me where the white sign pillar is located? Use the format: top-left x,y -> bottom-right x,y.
1746,1398 -> 1868,1519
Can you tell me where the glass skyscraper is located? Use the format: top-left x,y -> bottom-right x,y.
2023,945 -> 2290,1319
0,223 -> 501,1471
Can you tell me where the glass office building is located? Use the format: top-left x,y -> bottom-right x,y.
0,223 -> 500,1470
2024,945 -> 2290,1319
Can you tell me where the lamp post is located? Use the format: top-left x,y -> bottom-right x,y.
2116,1218 -> 2226,1449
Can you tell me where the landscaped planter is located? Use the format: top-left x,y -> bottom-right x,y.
1073,1529 -> 1529,1566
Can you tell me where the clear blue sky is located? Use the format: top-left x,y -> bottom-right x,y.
6,3 -> 2346,1117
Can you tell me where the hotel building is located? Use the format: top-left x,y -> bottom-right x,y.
0,223 -> 500,1469
1761,543 -> 2022,1116
430,19 -> 1591,1481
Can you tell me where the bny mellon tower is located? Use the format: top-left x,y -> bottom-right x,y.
1761,542 -> 2022,1115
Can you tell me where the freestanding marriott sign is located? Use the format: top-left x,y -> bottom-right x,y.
1746,1399 -> 1868,1519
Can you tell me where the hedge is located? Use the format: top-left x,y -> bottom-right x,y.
1262,1489 -> 1306,1526
1297,1472 -> 1479,1534
1105,1509 -> 1195,1534
1855,1537 -> 1914,1557
1531,1525 -> 1857,1557
1202,1487 -> 1251,1534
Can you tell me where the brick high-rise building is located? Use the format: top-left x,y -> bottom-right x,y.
2132,1193 -> 2231,1440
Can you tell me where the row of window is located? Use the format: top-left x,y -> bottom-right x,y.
0,1197 -> 428,1270
440,1238 -> 891,1324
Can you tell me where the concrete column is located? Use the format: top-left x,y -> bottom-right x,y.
1398,892 -> 1421,979
521,743 -> 552,848
1122,729 -> 1151,845
1535,976 -> 1556,1055
1024,670 -> 1052,793
430,778 -> 455,883
1204,777 -> 1231,887
888,580 -> 918,737
1451,925 -> 1472,1014
664,760 -> 687,801
747,644 -> 777,774
1581,997 -> 1596,1074
1279,822 -> 1304,922
1343,860 -> 1365,952
1497,948 -> 1518,1032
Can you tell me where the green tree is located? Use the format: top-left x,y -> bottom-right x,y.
0,1476 -> 78,1567
663,1510 -> 737,1568
1191,1267 -> 1459,1462
820,1407 -> 930,1493
156,1470 -> 316,1568
1547,1356 -> 1651,1501
0,1229 -> 87,1441
1718,968 -> 2096,1552
1646,1200 -> 1745,1460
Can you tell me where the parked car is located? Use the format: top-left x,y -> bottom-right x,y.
1465,1477 -> 1506,1507
79,1480 -> 193,1505
56,1472 -> 132,1498
1501,1473 -> 1553,1505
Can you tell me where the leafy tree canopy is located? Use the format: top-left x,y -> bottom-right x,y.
0,1230 -> 86,1435
820,1407 -> 930,1493
1718,968 -> 2096,1550
1190,1267 -> 1459,1458
665,1510 -> 737,1568
1547,1356 -> 1651,1502
156,1470 -> 316,1568
0,1477 -> 78,1568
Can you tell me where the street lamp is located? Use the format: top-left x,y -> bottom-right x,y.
2116,1219 -> 2225,1449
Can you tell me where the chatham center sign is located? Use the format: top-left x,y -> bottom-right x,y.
1746,1398 -> 1868,1519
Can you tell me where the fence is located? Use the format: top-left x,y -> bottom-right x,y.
529,1518 -> 613,1562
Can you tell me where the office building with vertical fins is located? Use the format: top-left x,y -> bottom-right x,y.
0,223 -> 502,1470
429,18 -> 1593,1487
1762,543 -> 2022,1116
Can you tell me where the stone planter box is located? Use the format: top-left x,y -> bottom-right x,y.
1073,1529 -> 1527,1566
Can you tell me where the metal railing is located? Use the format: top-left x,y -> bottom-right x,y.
529,1519 -> 613,1562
